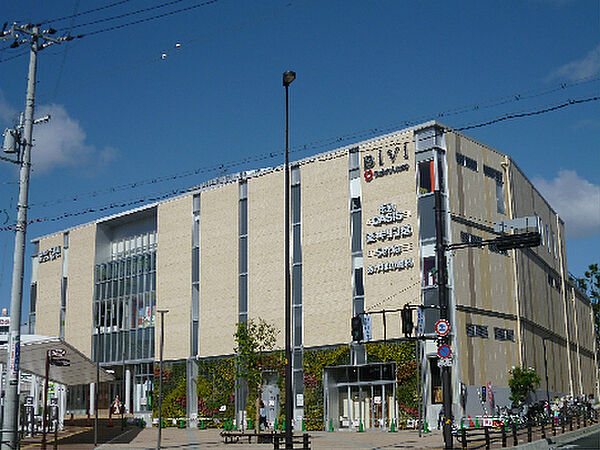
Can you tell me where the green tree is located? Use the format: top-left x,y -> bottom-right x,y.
575,263 -> 600,346
508,366 -> 541,406
234,318 -> 279,430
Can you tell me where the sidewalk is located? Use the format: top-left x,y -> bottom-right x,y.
20,424 -> 446,449
100,427 -> 446,449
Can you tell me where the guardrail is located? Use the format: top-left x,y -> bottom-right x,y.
455,409 -> 598,449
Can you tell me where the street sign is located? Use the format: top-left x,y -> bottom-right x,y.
437,357 -> 452,368
50,348 -> 66,358
50,358 -> 70,367
416,307 -> 424,335
435,319 -> 450,336
437,345 -> 452,359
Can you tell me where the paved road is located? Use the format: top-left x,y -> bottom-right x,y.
555,429 -> 600,449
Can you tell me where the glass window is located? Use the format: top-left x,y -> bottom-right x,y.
422,257 -> 436,287
351,211 -> 362,253
291,185 -> 301,223
293,307 -> 302,347
239,274 -> 248,314
193,194 -> 201,213
430,359 -> 442,404
292,265 -> 302,305
192,247 -> 200,282
238,238 -> 247,273
292,225 -> 302,263
354,268 -> 364,296
418,160 -> 435,194
30,283 -> 37,313
496,181 -> 505,214
239,199 -> 248,235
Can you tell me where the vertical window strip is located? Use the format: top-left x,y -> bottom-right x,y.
290,166 -> 303,405
238,182 -> 248,323
191,194 -> 200,356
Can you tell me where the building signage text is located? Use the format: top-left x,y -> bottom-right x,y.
39,245 -> 61,263
365,202 -> 415,275
363,143 -> 409,182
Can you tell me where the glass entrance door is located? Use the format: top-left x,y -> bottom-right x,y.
372,385 -> 383,428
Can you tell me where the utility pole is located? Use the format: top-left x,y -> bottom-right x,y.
0,23 -> 72,450
434,188 -> 453,449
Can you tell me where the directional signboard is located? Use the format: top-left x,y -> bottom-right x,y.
437,344 -> 452,359
435,319 -> 450,336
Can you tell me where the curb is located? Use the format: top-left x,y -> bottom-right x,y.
508,422 -> 600,449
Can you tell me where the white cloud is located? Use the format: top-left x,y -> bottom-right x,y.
0,91 -> 17,124
31,104 -> 118,174
546,44 -> 600,82
533,170 -> 600,239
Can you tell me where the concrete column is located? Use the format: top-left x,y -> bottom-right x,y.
89,383 -> 95,415
125,369 -> 131,413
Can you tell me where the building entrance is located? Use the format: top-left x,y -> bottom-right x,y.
325,362 -> 396,430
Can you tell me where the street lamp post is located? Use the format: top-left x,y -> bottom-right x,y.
157,310 -> 169,449
283,69 -> 296,449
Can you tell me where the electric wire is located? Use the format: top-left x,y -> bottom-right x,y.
2,93 -> 594,232
40,0 -> 134,25
27,80 -> 598,208
57,0 -> 195,32
50,0 -> 81,102
72,0 -> 220,37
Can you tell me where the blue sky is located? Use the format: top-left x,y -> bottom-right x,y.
0,0 -> 598,316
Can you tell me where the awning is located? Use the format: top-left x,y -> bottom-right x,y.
0,335 -> 115,385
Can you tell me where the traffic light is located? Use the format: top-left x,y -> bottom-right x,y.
493,231 -> 541,251
351,315 -> 363,342
401,306 -> 413,336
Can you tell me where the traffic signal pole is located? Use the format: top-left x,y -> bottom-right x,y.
435,189 -> 453,449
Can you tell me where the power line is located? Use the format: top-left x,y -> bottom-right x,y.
456,96 -> 599,131
5,93 -> 596,231
58,0 -> 191,31
40,0 -> 133,25
50,0 -> 81,102
73,0 -> 220,37
29,77 -> 600,197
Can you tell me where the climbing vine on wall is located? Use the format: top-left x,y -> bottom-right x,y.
152,361 -> 187,423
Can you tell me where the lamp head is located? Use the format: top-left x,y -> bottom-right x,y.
283,70 -> 296,86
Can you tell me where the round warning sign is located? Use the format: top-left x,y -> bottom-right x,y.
435,319 -> 450,336
437,344 -> 452,359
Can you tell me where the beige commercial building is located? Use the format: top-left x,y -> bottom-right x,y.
30,121 -> 597,428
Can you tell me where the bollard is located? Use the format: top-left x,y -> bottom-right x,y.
485,426 -> 491,449
274,434 -> 280,450
577,414 -> 580,429
461,427 -> 467,450
329,418 -> 334,432
512,423 -> 518,447
552,416 -> 556,436
303,433 -> 309,448
501,425 -> 507,447
569,416 -> 573,431
561,416 -> 565,433
541,418 -> 546,438
358,419 -> 364,432
527,421 -> 532,442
